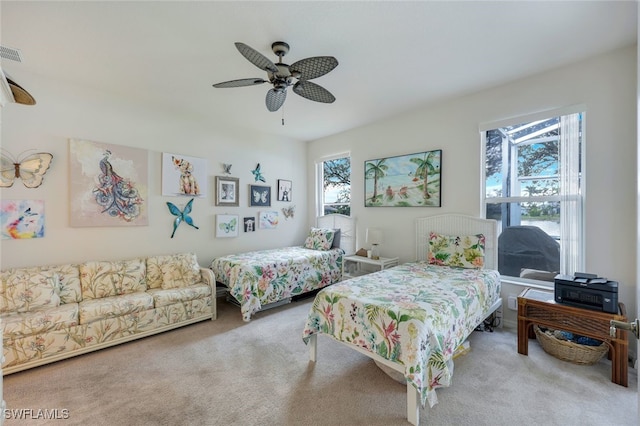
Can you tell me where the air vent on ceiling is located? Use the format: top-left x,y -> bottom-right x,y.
0,45 -> 23,62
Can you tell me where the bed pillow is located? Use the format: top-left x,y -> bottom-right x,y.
428,232 -> 485,269
304,228 -> 336,251
331,229 -> 341,248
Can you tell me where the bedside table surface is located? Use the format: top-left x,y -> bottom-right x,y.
344,255 -> 399,266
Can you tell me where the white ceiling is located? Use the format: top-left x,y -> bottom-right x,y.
1,1 -> 637,141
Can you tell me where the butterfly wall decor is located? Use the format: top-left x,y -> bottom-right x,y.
0,150 -> 53,188
218,217 -> 237,234
222,163 -> 232,175
282,205 -> 295,220
251,163 -> 265,182
166,198 -> 199,238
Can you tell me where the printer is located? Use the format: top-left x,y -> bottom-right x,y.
554,273 -> 619,314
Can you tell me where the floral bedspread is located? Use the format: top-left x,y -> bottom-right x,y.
302,262 -> 500,406
210,246 -> 344,321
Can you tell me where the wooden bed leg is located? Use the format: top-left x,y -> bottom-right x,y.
308,334 -> 317,362
406,383 -> 419,425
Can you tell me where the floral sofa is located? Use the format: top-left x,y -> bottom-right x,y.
0,252 -> 215,375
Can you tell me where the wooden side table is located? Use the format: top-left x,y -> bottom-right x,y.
517,288 -> 628,387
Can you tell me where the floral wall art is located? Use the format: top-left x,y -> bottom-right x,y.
69,139 -> 148,226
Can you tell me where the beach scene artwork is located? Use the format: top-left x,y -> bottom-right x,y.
365,149 -> 441,207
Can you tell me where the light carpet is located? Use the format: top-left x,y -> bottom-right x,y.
3,297 -> 638,425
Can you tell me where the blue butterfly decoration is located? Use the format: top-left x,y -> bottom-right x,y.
251,163 -> 265,182
166,198 -> 199,238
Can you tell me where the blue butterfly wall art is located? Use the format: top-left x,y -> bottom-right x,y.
251,163 -> 265,182
166,198 -> 199,238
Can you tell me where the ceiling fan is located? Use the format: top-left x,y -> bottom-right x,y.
213,41 -> 338,112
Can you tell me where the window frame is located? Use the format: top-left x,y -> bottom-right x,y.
480,107 -> 586,282
315,152 -> 351,217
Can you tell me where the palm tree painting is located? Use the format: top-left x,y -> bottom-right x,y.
364,149 -> 441,207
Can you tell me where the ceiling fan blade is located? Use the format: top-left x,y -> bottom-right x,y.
212,78 -> 268,88
235,42 -> 278,73
293,81 -> 335,104
290,56 -> 338,80
265,89 -> 287,112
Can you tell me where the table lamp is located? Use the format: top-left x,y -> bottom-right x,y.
366,228 -> 383,260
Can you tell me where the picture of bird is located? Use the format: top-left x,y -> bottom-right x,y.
166,198 -> 198,238
251,163 -> 265,182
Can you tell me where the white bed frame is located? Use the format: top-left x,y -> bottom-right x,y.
308,214 -> 502,426
316,214 -> 356,255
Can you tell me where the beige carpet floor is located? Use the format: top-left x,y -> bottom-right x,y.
3,296 -> 638,425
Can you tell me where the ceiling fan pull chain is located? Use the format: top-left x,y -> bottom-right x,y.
281,105 -> 285,126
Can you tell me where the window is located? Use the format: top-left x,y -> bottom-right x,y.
317,155 -> 351,216
482,110 -> 584,280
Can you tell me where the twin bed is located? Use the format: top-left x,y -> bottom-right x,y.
210,214 -> 355,321
211,213 -> 501,425
302,214 -> 501,425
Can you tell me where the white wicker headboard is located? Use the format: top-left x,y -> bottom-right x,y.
316,214 -> 356,255
416,214 -> 498,270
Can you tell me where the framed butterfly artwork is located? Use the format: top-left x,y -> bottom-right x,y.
249,184 -> 270,207
216,214 -> 239,238
0,150 -> 53,188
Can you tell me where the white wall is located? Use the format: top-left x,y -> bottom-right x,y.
0,70 -> 308,269
307,46 -> 638,330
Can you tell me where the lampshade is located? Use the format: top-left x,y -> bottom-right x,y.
366,228 -> 383,245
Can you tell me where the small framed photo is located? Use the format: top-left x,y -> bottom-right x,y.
277,179 -> 292,202
259,211 -> 279,229
216,214 -> 239,238
215,176 -> 239,207
249,184 -> 271,207
243,216 -> 256,232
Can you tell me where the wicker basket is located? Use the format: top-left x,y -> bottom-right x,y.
534,326 -> 608,365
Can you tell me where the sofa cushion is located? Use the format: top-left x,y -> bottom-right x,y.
145,256 -> 164,290
80,259 -> 147,300
147,283 -> 212,308
1,303 -> 79,338
159,253 -> 201,289
0,269 -> 62,313
79,292 -> 154,324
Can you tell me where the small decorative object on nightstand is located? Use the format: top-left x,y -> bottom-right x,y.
366,227 -> 383,260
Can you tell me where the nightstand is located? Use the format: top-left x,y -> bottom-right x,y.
343,254 -> 399,278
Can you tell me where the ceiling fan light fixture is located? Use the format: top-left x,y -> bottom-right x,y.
213,41 -> 337,112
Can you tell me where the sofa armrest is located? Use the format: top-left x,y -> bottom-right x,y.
200,268 -> 215,290
200,268 -> 216,320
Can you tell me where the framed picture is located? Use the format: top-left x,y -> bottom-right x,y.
364,149 -> 442,207
249,184 -> 271,207
277,179 -> 292,201
1,200 -> 45,240
259,211 -> 279,229
243,216 -> 256,232
215,176 -> 239,207
69,139 -> 149,226
216,214 -> 239,238
161,152 -> 207,198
